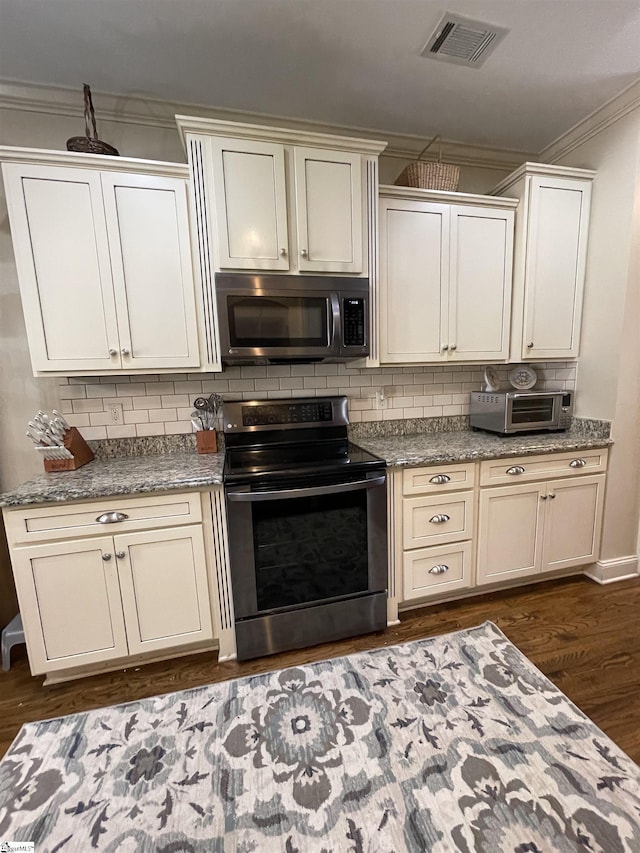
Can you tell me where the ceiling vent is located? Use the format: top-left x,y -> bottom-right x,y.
421,13 -> 509,67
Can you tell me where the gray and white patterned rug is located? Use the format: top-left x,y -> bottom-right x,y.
1,621 -> 639,852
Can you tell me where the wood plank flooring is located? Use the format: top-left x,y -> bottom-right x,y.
1,575 -> 639,762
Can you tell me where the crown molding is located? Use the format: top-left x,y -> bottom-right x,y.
0,145 -> 189,177
379,183 -> 518,208
540,78 -> 640,164
0,78 -> 530,172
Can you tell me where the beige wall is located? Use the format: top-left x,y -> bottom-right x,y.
549,107 -> 640,562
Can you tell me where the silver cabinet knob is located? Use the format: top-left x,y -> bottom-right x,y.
569,458 -> 587,468
441,344 -> 449,351
429,514 -> 450,524
548,493 -> 556,499
541,494 -> 548,500
429,564 -> 449,575
101,553 -> 112,561
301,249 -> 308,257
527,342 -> 534,349
450,344 -> 457,351
109,348 -> 118,356
280,248 -> 287,256
506,466 -> 526,475
429,474 -> 451,484
96,511 -> 129,524
115,550 -> 126,559
121,348 -> 130,356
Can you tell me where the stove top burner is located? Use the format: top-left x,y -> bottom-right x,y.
222,396 -> 385,486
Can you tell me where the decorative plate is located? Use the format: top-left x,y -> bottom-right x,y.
483,366 -> 501,392
509,364 -> 537,390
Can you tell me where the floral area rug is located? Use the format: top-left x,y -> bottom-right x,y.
1,621 -> 639,852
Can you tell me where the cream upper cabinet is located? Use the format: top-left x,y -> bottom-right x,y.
209,137 -> 290,271
177,116 -> 386,279
491,163 -> 594,361
378,187 -> 516,365
1,150 -> 200,375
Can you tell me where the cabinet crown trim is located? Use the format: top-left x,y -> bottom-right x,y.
491,161 -> 596,196
176,115 -> 387,155
0,146 -> 190,178
379,184 -> 518,209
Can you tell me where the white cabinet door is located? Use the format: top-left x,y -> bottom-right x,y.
477,482 -> 544,584
542,475 -> 605,572
294,147 -> 363,273
210,137 -> 289,270
379,198 -> 448,363
2,164 -> 120,372
115,526 -> 213,655
449,205 -> 513,361
11,536 -> 128,674
522,176 -> 592,359
101,172 -> 200,369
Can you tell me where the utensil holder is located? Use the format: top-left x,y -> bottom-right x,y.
196,430 -> 218,454
43,427 -> 95,472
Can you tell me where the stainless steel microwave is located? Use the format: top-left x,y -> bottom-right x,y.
215,273 -> 369,364
469,390 -> 573,434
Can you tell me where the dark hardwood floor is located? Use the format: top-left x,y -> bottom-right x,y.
1,575 -> 639,762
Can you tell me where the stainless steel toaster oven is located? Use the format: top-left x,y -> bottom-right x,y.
469,390 -> 573,434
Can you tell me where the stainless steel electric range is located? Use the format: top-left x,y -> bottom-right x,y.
223,396 -> 388,660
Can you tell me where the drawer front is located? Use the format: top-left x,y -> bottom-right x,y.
479,448 -> 608,486
403,542 -> 472,601
403,462 -> 475,496
6,492 -> 203,545
403,491 -> 473,549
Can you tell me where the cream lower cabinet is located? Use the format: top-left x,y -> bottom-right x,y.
1,150 -> 200,375
396,462 -> 475,602
477,459 -> 606,585
379,187 -> 516,364
3,492 -> 215,677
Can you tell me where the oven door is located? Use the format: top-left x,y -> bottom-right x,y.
225,472 -> 387,620
506,392 -> 560,431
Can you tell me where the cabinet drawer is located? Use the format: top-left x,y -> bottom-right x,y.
403,491 -> 473,549
5,492 -> 203,545
402,462 -> 475,495
479,448 -> 608,486
403,542 -> 472,601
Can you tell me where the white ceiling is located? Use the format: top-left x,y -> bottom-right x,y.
1,0 -> 639,152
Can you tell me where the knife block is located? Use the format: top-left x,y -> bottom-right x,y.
43,427 -> 95,472
196,430 -> 218,454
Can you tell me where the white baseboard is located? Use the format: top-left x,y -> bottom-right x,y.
583,555 -> 639,585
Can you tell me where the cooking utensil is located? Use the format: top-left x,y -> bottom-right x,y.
193,395 -> 222,430
52,410 -> 71,431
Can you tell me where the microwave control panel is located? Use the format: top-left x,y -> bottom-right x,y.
343,298 -> 366,347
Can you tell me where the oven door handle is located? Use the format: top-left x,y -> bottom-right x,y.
227,475 -> 386,502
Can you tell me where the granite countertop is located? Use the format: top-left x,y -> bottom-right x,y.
0,451 -> 225,508
355,428 -> 612,468
0,420 -> 611,509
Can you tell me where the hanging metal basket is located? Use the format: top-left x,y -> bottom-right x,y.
66,84 -> 119,156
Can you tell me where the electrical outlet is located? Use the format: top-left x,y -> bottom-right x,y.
108,404 -> 123,425
375,390 -> 388,410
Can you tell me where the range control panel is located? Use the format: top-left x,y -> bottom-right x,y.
224,396 -> 349,433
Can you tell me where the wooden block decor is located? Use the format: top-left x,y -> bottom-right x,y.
43,427 -> 95,472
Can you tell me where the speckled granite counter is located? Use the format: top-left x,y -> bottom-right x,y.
0,419 -> 611,508
0,451 -> 225,508
355,427 -> 612,468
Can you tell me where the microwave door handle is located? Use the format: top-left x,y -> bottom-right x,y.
330,293 -> 341,354
227,475 -> 386,502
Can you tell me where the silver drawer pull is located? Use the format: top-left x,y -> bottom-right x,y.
429,564 -> 449,575
506,466 -> 526,475
569,458 -> 587,468
429,474 -> 451,484
429,514 -> 450,524
96,511 -> 129,524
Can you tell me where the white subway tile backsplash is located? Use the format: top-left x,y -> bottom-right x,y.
59,362 -> 577,439
106,424 -> 137,438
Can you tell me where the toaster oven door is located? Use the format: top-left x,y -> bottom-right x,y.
507,393 -> 558,429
